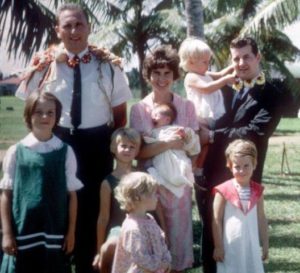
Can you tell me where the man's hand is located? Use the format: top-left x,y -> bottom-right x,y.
199,126 -> 210,146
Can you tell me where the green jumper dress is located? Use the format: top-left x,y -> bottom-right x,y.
0,143 -> 70,273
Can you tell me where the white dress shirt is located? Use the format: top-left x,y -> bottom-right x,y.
16,47 -> 132,129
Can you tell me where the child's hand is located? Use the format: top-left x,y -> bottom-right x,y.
92,253 -> 101,269
213,247 -> 224,262
63,232 -> 75,254
2,233 -> 17,256
225,73 -> 236,85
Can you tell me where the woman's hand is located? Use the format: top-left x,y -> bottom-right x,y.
165,136 -> 185,150
2,233 -> 17,256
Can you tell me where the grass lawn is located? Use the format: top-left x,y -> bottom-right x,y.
1,96 -> 300,272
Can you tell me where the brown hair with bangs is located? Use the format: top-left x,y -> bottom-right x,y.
24,91 -> 62,130
142,45 -> 180,82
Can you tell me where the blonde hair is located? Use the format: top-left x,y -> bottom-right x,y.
178,37 -> 212,72
110,127 -> 141,154
225,139 -> 257,168
114,172 -> 157,212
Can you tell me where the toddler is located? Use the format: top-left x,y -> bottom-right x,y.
0,92 -> 83,273
179,37 -> 235,183
112,172 -> 171,273
212,139 -> 268,273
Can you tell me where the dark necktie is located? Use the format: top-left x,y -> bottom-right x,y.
232,88 -> 245,109
70,56 -> 81,129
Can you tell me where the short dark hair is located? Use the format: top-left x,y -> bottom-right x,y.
230,37 -> 259,56
56,3 -> 89,24
142,45 -> 180,82
24,91 -> 62,130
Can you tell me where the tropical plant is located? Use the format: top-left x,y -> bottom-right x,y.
202,0 -> 300,94
184,0 -> 204,38
1,0 -> 300,97
0,0 -> 186,97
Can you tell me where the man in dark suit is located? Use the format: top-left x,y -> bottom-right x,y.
198,37 -> 281,273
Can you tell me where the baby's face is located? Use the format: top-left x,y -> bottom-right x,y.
151,109 -> 171,127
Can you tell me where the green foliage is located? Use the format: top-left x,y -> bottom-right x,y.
0,96 -> 27,147
202,0 -> 300,98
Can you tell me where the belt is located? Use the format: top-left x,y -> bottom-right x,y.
55,124 -> 112,136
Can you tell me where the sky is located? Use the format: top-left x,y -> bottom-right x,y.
1,19 -> 300,77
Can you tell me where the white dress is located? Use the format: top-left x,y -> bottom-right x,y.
145,125 -> 200,198
185,73 -> 225,122
214,179 -> 265,273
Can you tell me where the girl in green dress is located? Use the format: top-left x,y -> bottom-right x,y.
0,92 -> 83,273
93,128 -> 141,273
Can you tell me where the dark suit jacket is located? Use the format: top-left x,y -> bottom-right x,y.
204,81 -> 282,188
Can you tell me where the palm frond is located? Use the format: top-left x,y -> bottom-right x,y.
0,0 -> 59,62
241,0 -> 300,35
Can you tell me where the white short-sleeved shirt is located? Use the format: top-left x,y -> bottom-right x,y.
0,133 -> 83,191
16,48 -> 132,129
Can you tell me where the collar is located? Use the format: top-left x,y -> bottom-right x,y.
21,132 -> 62,150
66,47 -> 89,59
213,179 -> 264,214
232,71 -> 265,92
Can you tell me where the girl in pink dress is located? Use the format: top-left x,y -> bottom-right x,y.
212,139 -> 269,273
112,172 -> 171,273
130,45 -> 198,272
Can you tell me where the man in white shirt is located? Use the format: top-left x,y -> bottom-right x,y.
15,3 -> 132,273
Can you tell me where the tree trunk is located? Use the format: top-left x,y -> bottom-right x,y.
184,0 -> 204,38
137,44 -> 148,98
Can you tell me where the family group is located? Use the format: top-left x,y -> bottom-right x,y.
0,3 -> 282,273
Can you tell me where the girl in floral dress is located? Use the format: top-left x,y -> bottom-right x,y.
212,139 -> 268,273
112,172 -> 171,273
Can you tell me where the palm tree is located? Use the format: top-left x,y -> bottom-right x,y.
90,0 -> 186,97
184,0 -> 204,38
202,0 -> 300,92
0,0 -> 186,97
1,0 -> 300,96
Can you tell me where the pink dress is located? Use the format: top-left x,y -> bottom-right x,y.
130,92 -> 198,270
112,214 -> 171,273
213,180 -> 265,273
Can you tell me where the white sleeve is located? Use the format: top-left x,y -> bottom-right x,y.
15,69 -> 45,100
0,145 -> 17,190
65,146 -> 84,191
110,66 -> 132,107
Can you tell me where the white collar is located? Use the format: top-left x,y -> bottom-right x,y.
20,133 -> 62,149
66,47 -> 89,59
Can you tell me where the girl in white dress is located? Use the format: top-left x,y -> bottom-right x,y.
212,139 -> 268,273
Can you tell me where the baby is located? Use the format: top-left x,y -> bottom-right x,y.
145,103 -> 200,197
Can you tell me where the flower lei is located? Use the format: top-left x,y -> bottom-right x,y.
30,43 -> 123,72
232,71 -> 266,92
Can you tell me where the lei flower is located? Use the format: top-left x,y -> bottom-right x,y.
29,43 -> 122,72
232,71 -> 266,92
